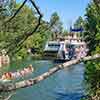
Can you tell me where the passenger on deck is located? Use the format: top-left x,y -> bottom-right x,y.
75,47 -> 81,59
80,45 -> 87,58
76,45 -> 86,58
68,46 -> 75,59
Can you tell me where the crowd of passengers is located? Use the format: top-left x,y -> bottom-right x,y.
75,45 -> 88,58
67,45 -> 88,59
63,33 -> 88,59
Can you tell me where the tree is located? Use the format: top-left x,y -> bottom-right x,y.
0,0 -> 15,16
0,2 -> 48,59
50,12 -> 63,39
84,1 -> 100,99
74,16 -> 84,37
74,16 -> 84,29
62,30 -> 68,36
84,2 -> 100,52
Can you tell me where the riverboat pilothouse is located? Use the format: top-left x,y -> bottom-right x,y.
43,28 -> 88,61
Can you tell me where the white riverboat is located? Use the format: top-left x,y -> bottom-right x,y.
43,32 -> 88,61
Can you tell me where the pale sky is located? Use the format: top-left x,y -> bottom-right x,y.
16,0 -> 90,29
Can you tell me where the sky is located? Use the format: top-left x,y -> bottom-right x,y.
16,0 -> 90,30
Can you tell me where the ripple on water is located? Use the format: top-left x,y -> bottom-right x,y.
3,61 -> 85,100
55,92 -> 85,100
53,63 -> 85,100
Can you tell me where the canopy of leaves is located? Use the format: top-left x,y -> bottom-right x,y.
50,12 -> 63,39
74,16 -> 84,29
0,2 -> 50,60
84,1 -> 100,99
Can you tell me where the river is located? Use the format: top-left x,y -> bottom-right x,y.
1,60 -> 85,100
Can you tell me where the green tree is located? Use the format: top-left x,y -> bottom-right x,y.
74,16 -> 84,37
0,3 -> 49,59
0,0 -> 15,15
84,2 -> 100,52
50,12 -> 63,39
74,16 -> 84,28
84,1 -> 100,99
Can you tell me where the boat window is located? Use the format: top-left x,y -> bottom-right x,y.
48,44 -> 60,47
66,44 -> 75,48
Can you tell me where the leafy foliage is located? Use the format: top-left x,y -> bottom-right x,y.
0,3 -> 50,59
84,2 -> 100,52
73,16 -> 85,37
74,16 -> 84,29
84,1 -> 100,99
0,2 -> 63,60
50,12 -> 63,39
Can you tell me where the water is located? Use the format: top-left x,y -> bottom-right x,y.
1,60 -> 85,100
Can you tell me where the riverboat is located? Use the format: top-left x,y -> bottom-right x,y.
43,30 -> 88,61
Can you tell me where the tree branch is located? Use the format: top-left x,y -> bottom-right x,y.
5,0 -> 27,23
0,54 -> 99,92
3,0 -> 42,54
